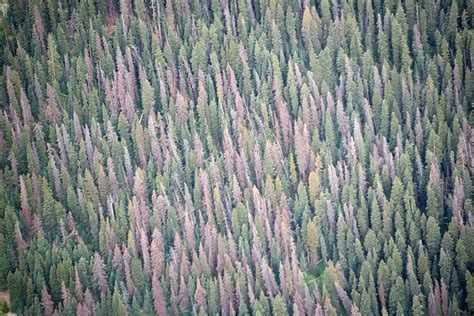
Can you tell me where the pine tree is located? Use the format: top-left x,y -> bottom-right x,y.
41,283 -> 54,316
141,76 -> 155,115
307,220 -> 319,270
389,277 -> 406,315
47,34 -> 61,88
92,252 -> 108,294
272,295 -> 288,315
40,178 -> 58,241
426,216 -> 441,259
112,284 -> 128,315
466,271 -> 474,313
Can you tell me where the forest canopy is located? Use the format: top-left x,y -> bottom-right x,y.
0,0 -> 473,315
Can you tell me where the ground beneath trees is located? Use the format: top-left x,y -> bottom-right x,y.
0,291 -> 15,316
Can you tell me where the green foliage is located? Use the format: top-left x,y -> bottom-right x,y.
0,300 -> 8,314
0,0 -> 472,314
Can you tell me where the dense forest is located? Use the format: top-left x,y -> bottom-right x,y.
0,0 -> 473,314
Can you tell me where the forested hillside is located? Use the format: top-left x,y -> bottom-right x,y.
0,0 -> 473,314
